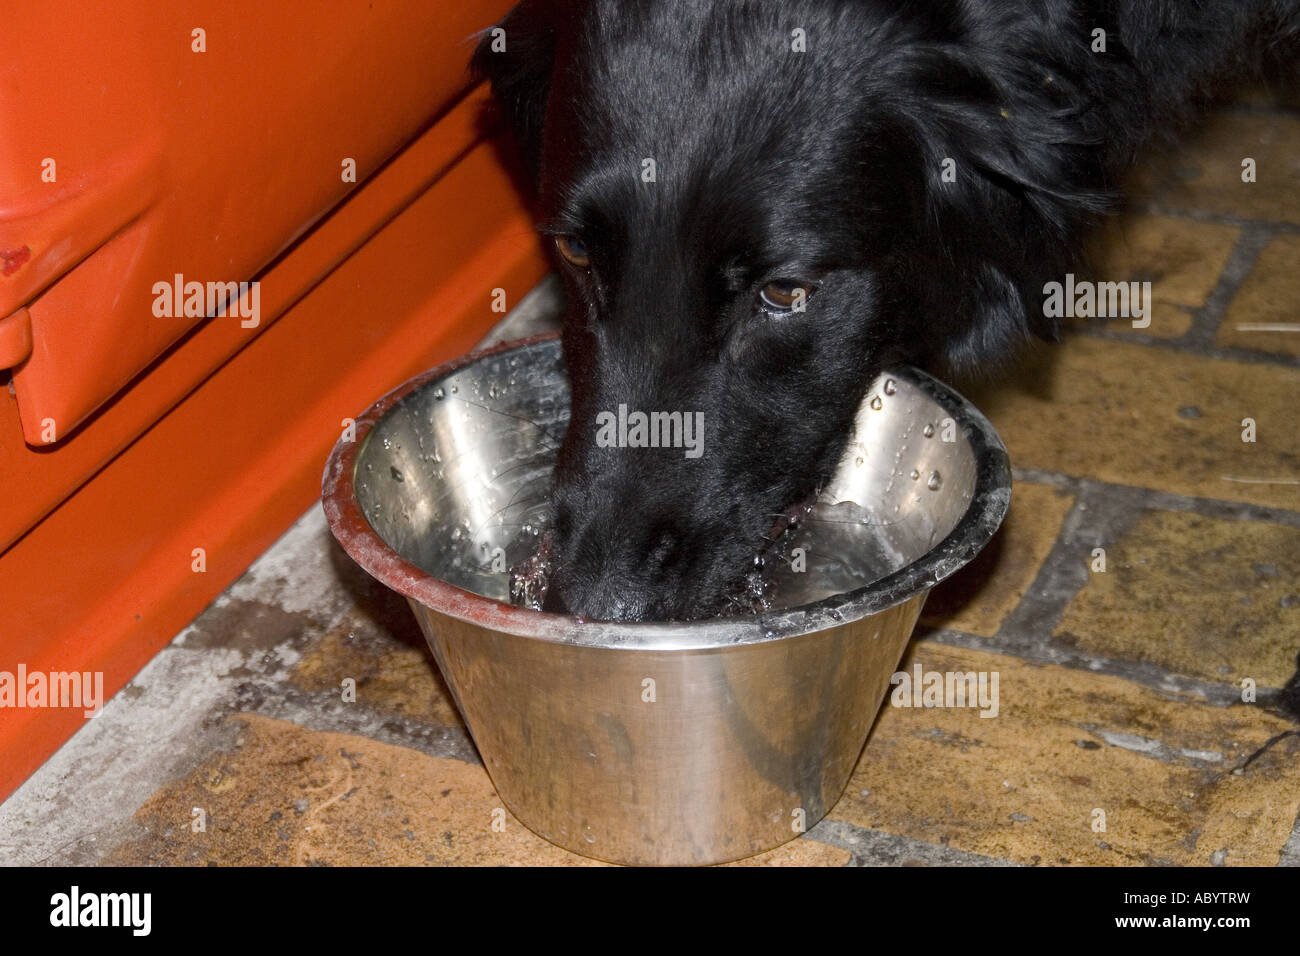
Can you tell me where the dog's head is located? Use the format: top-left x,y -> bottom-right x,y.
473,0 -> 1108,621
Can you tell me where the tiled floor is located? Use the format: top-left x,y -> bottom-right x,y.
2,87 -> 1298,867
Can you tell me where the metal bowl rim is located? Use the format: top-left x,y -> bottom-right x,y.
321,332 -> 1011,651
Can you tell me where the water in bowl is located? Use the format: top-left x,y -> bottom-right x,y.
503,496 -> 912,618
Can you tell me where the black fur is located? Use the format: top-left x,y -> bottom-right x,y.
473,0 -> 1300,622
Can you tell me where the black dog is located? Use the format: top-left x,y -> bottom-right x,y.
473,0 -> 1299,622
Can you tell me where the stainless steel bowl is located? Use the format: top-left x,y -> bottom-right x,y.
322,333 -> 1010,865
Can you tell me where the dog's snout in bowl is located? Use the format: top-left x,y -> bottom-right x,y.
322,333 -> 1010,865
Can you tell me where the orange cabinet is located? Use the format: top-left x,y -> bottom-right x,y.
0,1 -> 547,801
1,0 -> 522,546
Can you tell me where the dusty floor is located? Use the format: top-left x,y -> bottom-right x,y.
2,86 -> 1299,867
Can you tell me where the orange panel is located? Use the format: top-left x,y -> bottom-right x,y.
0,86 -> 513,554
0,0 -> 515,444
0,139 -> 548,802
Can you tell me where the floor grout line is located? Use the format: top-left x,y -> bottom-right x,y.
1182,222 -> 1278,349
1064,325 -> 1300,368
1139,202 -> 1300,234
220,680 -> 484,767
919,622 -> 1286,707
1009,467 -> 1300,526
803,818 -> 1019,867
1282,805 -> 1300,867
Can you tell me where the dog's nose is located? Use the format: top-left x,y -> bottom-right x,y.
540,587 -> 568,614
544,526 -> 683,621
547,579 -> 652,622
644,527 -> 682,574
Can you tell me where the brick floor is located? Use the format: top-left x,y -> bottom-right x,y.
1219,234 -> 1300,356
2,92 -> 1297,868
831,643 -> 1300,866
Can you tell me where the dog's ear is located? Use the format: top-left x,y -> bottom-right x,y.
895,50 -> 1115,374
923,167 -> 1087,374
470,0 -> 558,175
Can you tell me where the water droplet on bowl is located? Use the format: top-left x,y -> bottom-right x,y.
869,395 -> 883,411
927,471 -> 943,491
910,468 -> 920,480
922,423 -> 935,438
883,378 -> 897,395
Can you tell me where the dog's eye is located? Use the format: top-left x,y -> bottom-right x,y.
555,235 -> 591,269
759,279 -> 814,313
